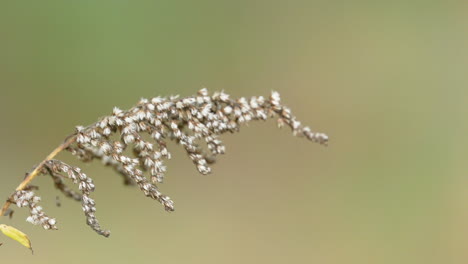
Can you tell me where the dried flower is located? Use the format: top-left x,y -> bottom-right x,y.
11,190 -> 57,230
1,88 -> 328,237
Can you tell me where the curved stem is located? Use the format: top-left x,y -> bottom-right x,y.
1,135 -> 77,216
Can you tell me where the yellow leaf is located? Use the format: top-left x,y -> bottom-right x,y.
0,224 -> 33,253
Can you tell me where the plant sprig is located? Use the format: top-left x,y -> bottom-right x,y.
1,88 -> 328,238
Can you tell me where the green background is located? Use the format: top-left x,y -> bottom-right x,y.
0,1 -> 467,263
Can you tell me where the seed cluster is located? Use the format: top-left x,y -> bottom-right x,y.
12,190 -> 57,230
9,88 -> 327,237
44,160 -> 110,237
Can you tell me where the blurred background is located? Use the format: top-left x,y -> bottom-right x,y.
0,1 -> 467,263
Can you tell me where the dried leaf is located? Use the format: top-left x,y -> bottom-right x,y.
0,224 -> 33,253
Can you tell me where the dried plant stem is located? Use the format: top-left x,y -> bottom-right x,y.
1,135 -> 77,216
1,89 -> 328,237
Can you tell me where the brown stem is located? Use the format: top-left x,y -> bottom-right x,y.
1,135 -> 77,216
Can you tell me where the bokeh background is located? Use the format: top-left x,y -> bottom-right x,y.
0,1 -> 467,263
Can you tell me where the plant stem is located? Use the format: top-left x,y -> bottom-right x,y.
1,135 -> 77,216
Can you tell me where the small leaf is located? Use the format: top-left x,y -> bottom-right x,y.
0,224 -> 33,253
